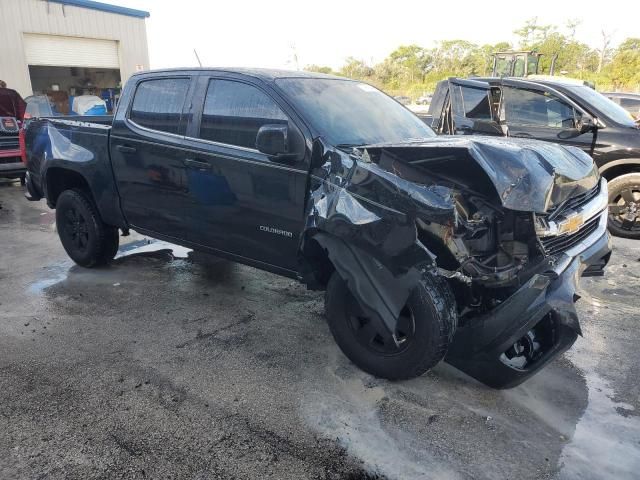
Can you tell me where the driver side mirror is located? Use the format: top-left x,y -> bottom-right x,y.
577,114 -> 597,134
256,124 -> 289,156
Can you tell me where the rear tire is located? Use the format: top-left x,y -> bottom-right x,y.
607,173 -> 640,239
55,189 -> 119,267
325,271 -> 457,380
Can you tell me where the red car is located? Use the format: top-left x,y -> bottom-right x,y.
0,87 -> 26,184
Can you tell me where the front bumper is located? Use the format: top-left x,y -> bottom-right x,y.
0,157 -> 25,178
445,210 -> 612,389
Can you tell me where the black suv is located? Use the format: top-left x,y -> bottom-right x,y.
427,77 -> 640,238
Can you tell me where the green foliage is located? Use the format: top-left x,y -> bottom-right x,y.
311,19 -> 640,100
602,38 -> 640,89
304,65 -> 335,75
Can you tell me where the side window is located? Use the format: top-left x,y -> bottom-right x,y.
451,86 -> 492,120
129,78 -> 190,135
199,79 -> 288,149
620,98 -> 640,110
513,57 -> 525,77
504,87 -> 579,128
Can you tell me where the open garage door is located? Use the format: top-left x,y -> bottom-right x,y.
23,34 -> 122,115
23,33 -> 120,69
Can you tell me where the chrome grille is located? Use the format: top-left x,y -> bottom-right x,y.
0,157 -> 21,164
0,136 -> 19,151
539,214 -> 601,256
546,182 -> 601,220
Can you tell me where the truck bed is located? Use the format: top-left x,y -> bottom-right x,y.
24,115 -> 126,228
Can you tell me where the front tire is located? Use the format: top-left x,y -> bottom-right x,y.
607,173 -> 640,239
325,271 -> 457,380
55,189 -> 119,267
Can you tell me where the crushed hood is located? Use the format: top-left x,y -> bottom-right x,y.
361,136 -> 599,213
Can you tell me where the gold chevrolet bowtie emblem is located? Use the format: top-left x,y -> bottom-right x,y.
559,214 -> 584,235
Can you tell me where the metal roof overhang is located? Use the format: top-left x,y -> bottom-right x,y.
48,0 -> 150,18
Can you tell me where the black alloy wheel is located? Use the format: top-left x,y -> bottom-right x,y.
346,300 -> 416,356
55,189 -> 119,267
61,205 -> 90,252
607,173 -> 640,239
325,271 -> 457,380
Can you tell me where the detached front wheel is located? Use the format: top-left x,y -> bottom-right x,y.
325,271 -> 457,380
607,173 -> 640,239
55,189 -> 119,267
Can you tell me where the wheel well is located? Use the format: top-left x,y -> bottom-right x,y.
299,234 -> 335,290
600,162 -> 640,181
299,228 -> 455,290
45,168 -> 91,207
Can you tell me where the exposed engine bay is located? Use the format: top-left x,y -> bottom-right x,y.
305,136 -> 610,387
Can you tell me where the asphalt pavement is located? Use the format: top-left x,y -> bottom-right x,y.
1,180 -> 639,479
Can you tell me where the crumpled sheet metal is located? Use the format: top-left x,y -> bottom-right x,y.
361,135 -> 599,214
304,144 -> 454,334
306,145 -> 453,272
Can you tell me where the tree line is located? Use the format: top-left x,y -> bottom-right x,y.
305,18 -> 640,99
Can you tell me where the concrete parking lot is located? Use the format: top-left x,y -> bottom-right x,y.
1,180 -> 639,480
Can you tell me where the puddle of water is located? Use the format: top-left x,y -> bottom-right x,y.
116,239 -> 192,259
27,262 -> 71,294
26,239 -> 190,295
302,361 -> 461,480
558,346 -> 640,479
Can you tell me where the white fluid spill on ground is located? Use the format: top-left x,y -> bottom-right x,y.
558,347 -> 640,479
116,239 -> 192,259
27,239 -> 190,294
27,262 -> 71,294
302,361 -> 461,480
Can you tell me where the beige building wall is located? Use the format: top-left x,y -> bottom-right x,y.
0,0 -> 149,96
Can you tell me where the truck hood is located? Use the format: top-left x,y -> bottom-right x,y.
361,136 -> 599,213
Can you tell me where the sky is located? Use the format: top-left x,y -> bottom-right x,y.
107,0 -> 639,70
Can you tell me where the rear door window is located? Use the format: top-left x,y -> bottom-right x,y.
451,86 -> 492,120
129,78 -> 190,135
198,79 -> 288,149
504,87 -> 579,128
620,97 -> 640,110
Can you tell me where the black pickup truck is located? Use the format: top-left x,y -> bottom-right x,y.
24,68 -> 611,388
424,76 -> 640,239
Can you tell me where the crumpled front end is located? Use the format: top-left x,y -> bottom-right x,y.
446,209 -> 611,388
301,139 -> 456,335
301,137 -> 611,388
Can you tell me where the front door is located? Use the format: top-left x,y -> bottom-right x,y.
110,76 -> 194,240
180,77 -> 309,273
447,78 -> 504,136
501,82 -> 595,153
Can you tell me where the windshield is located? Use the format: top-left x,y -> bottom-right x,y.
568,86 -> 637,127
25,96 -> 55,117
275,78 -> 435,146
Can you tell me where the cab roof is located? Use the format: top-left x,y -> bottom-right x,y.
132,67 -> 347,82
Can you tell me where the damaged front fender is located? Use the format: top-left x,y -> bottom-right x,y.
301,139 -> 452,336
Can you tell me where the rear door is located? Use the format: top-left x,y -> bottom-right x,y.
179,75 -> 310,274
446,79 -> 504,136
501,79 -> 595,152
110,76 -> 196,240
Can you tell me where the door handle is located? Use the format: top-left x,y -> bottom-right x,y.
510,132 -> 532,138
116,145 -> 137,154
183,158 -> 211,170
